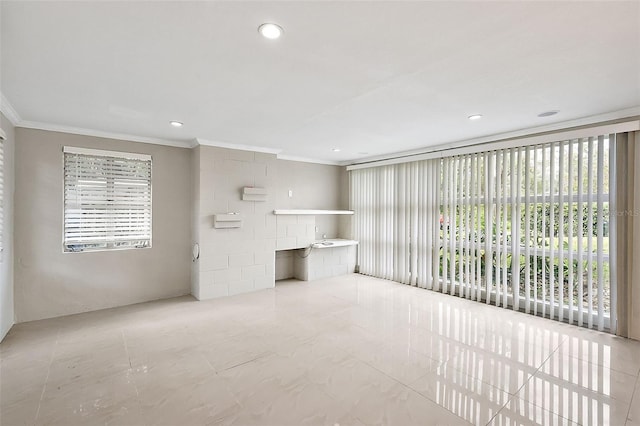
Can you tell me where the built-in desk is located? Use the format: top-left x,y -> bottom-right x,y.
276,239 -> 358,282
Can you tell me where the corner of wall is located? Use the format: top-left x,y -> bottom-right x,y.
191,146 -> 201,299
195,146 -> 278,300
12,127 -> 192,322
0,112 -> 16,342
193,149 -> 349,299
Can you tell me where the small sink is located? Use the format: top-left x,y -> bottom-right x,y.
311,239 -> 358,249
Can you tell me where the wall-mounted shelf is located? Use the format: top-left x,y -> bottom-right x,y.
273,209 -> 354,215
242,187 -> 267,202
214,213 -> 242,229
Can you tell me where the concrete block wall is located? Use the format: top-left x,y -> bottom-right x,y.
191,145 -> 347,300
275,250 -> 295,280
294,245 -> 357,281
194,146 -> 278,300
276,214 -> 316,250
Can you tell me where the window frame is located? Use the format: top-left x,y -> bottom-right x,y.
62,146 -> 153,254
435,140 -> 613,329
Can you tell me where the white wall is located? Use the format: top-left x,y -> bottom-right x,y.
276,159 -> 345,240
10,130 -> 347,321
275,214 -> 316,250
192,146 -> 346,300
275,250 -> 294,281
293,244 -> 357,281
14,128 -> 192,322
193,146 -> 278,299
0,113 -> 15,341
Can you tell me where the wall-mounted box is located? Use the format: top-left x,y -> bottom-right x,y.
214,214 -> 242,229
242,187 -> 267,201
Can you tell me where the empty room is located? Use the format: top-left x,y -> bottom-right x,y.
1,1 -> 640,425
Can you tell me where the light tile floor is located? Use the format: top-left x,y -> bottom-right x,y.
2,274 -> 640,426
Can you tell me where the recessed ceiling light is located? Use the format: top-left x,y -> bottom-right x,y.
538,110 -> 559,117
332,148 -> 341,152
170,121 -> 183,128
258,23 -> 283,40
358,152 -> 369,155
468,114 -> 483,120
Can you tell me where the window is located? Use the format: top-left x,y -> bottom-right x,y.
437,137 -> 612,330
350,133 -> 615,331
63,147 -> 152,253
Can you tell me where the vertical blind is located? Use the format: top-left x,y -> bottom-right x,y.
63,147 -> 152,252
351,134 -> 614,331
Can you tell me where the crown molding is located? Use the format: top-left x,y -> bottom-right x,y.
196,138 -> 281,155
9,91 -> 634,167
0,92 -> 21,126
195,138 -> 344,165
9,118 -> 348,164
276,154 -> 342,166
0,92 -> 345,162
346,106 -> 640,166
17,120 -> 191,148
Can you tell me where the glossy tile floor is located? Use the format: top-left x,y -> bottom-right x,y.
2,274 -> 640,426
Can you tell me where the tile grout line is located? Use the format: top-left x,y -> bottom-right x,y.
624,373 -> 640,423
6,277 -> 637,426
33,329 -> 59,425
349,351 -> 474,425
404,331 -> 567,426
484,334 -> 570,426
504,332 -> 640,425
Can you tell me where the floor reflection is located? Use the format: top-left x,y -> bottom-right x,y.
346,278 -> 638,426
2,274 -> 639,426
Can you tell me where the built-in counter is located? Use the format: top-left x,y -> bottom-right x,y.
276,239 -> 358,282
311,239 -> 358,249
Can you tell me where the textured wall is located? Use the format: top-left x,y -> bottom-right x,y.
194,147 -> 278,299
275,214 -> 316,251
14,129 -> 192,322
192,146 -> 346,299
294,245 -> 357,281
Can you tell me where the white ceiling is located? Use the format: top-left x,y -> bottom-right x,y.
1,1 -> 639,163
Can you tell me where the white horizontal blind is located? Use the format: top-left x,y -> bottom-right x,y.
63,148 -> 152,252
350,134 -> 614,331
